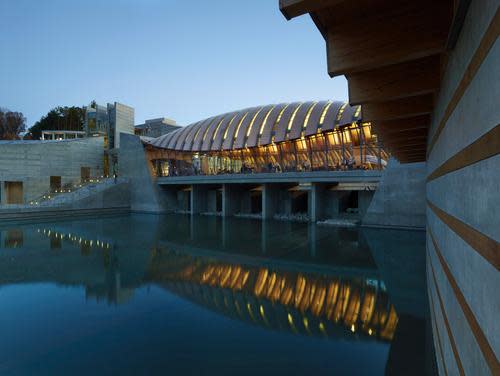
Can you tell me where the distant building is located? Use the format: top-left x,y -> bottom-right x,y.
84,101 -> 134,176
84,102 -> 134,149
41,130 -> 85,140
135,117 -> 181,138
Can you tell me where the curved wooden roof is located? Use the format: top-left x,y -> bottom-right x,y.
148,101 -> 361,151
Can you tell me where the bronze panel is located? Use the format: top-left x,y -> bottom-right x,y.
321,101 -> 345,131
245,104 -> 275,148
182,120 -> 205,151
338,103 -> 357,127
304,100 -> 329,136
176,122 -> 198,150
167,125 -> 190,150
233,107 -> 264,149
221,109 -> 252,150
205,112 -> 236,151
288,101 -> 316,140
158,130 -> 176,148
194,115 -> 224,151
274,102 -> 302,142
259,103 -> 287,146
200,112 -> 234,151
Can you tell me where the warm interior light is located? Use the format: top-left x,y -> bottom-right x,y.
319,101 -> 333,125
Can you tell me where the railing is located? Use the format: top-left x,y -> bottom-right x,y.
28,176 -> 108,206
149,144 -> 388,178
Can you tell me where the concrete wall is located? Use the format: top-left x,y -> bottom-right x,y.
362,158 -> 426,230
425,1 -> 499,375
0,137 -> 104,204
112,103 -> 134,149
119,133 -> 175,213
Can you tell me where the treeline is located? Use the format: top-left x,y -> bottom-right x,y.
0,108 -> 26,140
26,106 -> 86,139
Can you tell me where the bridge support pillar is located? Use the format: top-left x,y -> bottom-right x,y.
207,189 -> 218,213
222,184 -> 238,217
309,183 -> 326,222
262,184 -> 279,220
191,185 -> 208,214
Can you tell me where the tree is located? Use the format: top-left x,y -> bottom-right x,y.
26,105 -> 86,140
0,108 -> 26,140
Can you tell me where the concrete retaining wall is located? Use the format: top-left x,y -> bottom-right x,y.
0,137 -> 104,204
119,133 -> 172,213
362,158 -> 426,230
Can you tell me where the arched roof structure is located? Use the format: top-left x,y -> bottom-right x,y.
147,101 -> 362,151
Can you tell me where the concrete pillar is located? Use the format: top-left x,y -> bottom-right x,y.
207,190 -> 218,213
358,190 -> 375,216
158,186 -> 178,212
191,185 -> 207,214
309,183 -> 326,222
177,190 -> 190,212
222,184 -> 239,217
308,223 -> 317,257
240,190 -> 252,214
262,184 -> 278,220
282,190 -> 292,215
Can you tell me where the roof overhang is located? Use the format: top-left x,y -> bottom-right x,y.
279,0 -> 471,163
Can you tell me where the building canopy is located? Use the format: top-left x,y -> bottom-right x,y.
147,101 -> 362,152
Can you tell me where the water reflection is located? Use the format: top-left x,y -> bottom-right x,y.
0,214 -> 433,375
149,248 -> 397,341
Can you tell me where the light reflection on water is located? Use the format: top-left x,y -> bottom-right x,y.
0,214 -> 434,376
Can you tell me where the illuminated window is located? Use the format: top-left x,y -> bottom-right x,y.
270,103 -> 290,136
354,105 -> 361,118
319,101 -> 333,125
203,116 -> 226,142
190,126 -> 202,149
336,103 -> 348,122
203,117 -> 222,143
302,102 -> 318,131
218,114 -> 236,142
233,112 -> 249,141
258,105 -> 276,136
245,107 -> 263,138
286,102 -> 303,133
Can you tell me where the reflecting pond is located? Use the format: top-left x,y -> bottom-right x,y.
0,214 -> 435,375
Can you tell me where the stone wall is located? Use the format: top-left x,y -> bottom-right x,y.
425,1 -> 499,375
0,137 -> 104,204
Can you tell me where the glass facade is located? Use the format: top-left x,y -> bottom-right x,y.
146,122 -> 388,177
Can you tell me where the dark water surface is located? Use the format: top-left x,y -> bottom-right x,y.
0,214 -> 435,375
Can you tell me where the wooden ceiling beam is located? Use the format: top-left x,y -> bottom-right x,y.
326,1 -> 452,76
279,0 -> 345,20
348,55 -> 441,105
372,115 -> 430,133
379,132 -> 428,144
384,141 -> 427,150
362,95 -> 434,121
376,127 -> 429,139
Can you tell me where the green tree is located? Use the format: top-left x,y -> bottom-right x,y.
26,106 -> 86,139
0,108 -> 26,140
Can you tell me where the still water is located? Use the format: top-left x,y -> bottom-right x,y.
0,214 -> 435,375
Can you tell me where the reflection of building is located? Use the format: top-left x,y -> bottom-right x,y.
148,248 -> 398,341
135,117 -> 181,138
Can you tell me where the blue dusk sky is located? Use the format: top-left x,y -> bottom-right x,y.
0,0 -> 347,127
